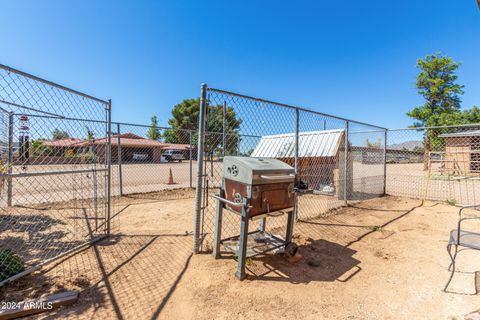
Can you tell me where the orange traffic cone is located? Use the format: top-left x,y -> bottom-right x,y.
167,168 -> 175,185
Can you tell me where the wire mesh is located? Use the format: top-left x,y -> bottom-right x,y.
197,90 -> 299,251
348,123 -> 386,201
0,65 -> 110,285
2,64 -> 479,292
195,87 -> 387,252
386,125 -> 480,205
0,61 -> 198,284
110,123 -> 195,199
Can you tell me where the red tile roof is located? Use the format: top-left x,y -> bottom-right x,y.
42,133 -> 190,150
43,138 -> 84,147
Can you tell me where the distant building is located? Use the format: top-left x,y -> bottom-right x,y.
35,132 -> 190,164
438,130 -> 480,175
43,138 -> 84,156
86,133 -> 190,163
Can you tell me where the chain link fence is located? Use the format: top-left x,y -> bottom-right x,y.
386,125 -> 480,205
193,86 -> 387,252
1,64 -> 479,287
110,123 -> 195,199
192,85 -> 480,253
0,65 -> 199,287
0,64 -> 111,286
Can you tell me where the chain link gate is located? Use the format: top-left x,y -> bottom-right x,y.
0,64 -> 111,286
193,84 -> 387,253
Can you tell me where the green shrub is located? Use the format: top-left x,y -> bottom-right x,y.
0,249 -> 25,282
77,152 -> 97,162
446,199 -> 457,206
64,149 -> 76,157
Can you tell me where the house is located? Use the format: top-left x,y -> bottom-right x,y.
86,133 -> 190,163
251,129 -> 351,196
438,130 -> 480,175
43,138 -> 84,156
35,133 -> 190,164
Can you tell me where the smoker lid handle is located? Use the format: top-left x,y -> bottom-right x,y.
211,194 -> 251,208
260,174 -> 295,180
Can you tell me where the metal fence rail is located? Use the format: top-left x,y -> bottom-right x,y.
0,64 -> 111,286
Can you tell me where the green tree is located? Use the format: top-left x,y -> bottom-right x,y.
162,129 -> 177,144
147,115 -> 161,140
406,53 -> 473,169
85,126 -> 95,141
166,98 -> 242,155
407,53 -> 464,128
52,129 -> 69,140
30,140 -> 50,156
429,106 -> 480,126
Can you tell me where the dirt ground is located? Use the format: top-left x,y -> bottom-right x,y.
8,161 -> 480,211
2,195 -> 480,319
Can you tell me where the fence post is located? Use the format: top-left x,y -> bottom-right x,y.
193,83 -> 207,253
116,122 -> 123,196
223,101 -> 227,157
383,129 -> 387,196
106,99 -> 112,236
292,108 -> 299,223
7,112 -> 13,206
294,109 -> 299,176
343,121 -> 349,206
189,130 -> 193,188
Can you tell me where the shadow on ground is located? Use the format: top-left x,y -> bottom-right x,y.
1,234 -> 192,320
246,239 -> 360,283
241,197 -> 422,283
1,196 -> 424,318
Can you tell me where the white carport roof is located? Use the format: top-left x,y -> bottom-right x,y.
251,129 -> 344,158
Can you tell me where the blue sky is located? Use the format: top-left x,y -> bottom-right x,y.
0,0 -> 479,129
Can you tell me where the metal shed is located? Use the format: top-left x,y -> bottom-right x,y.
251,129 -> 348,192
251,129 -> 344,158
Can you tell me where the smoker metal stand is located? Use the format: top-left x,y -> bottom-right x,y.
212,191 -> 297,281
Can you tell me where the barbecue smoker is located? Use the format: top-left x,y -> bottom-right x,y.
213,156 -> 304,280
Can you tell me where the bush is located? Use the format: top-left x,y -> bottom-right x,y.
64,149 -> 76,157
0,249 -> 25,282
77,152 -> 97,162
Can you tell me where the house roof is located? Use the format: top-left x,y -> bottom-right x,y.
438,130 -> 480,138
251,129 -> 344,158
42,132 -> 190,150
43,138 -> 84,147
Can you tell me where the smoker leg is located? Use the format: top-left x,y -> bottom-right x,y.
287,194 -> 298,242
235,204 -> 250,281
285,211 -> 295,244
259,217 -> 266,233
213,190 -> 224,259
